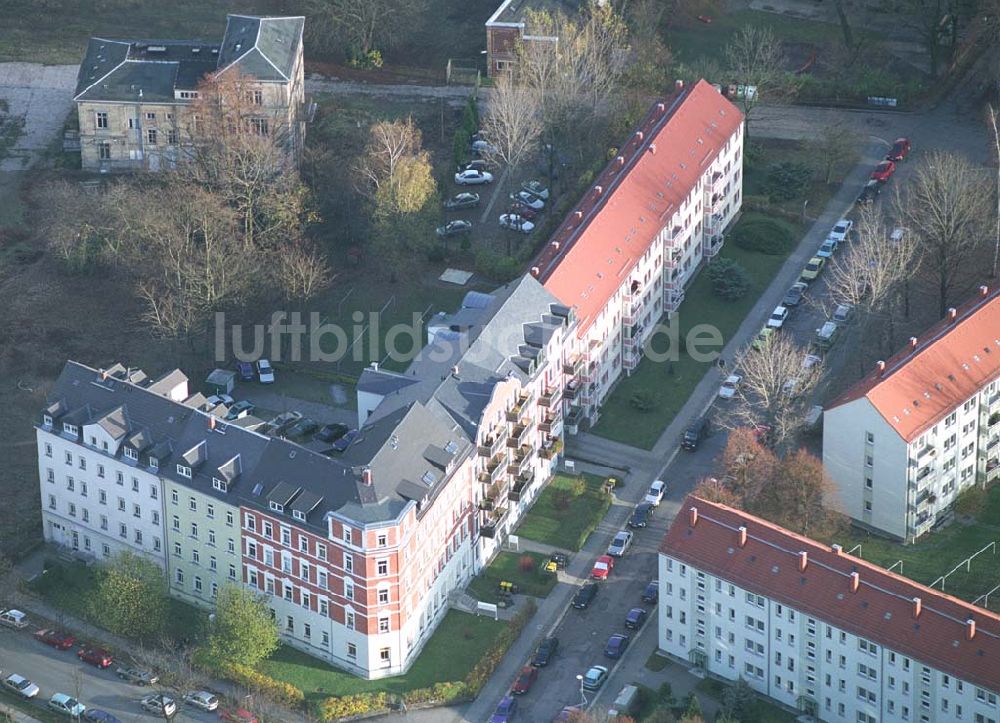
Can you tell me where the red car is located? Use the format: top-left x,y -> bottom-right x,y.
870,160 -> 896,182
591,554 -> 615,580
507,203 -> 537,221
77,647 -> 114,668
34,628 -> 77,650
219,709 -> 258,723
886,137 -> 911,162
511,665 -> 538,695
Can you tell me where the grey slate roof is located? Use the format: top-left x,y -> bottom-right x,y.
217,15 -> 304,81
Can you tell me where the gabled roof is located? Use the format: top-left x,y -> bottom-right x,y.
217,15 -> 304,81
74,39 -> 217,102
662,496 -> 1000,694
827,286 -> 1000,442
532,80 -> 743,332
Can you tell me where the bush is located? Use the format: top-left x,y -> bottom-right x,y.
345,47 -> 383,69
465,599 -> 536,693
427,245 -> 447,263
518,555 -> 535,573
568,476 -> 586,497
475,250 -> 522,282
731,216 -> 795,255
762,161 -> 812,201
706,258 -> 752,301
318,691 -> 389,721
402,681 -> 469,706
217,662 -> 305,708
629,390 -> 656,411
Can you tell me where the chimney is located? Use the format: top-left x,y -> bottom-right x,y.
909,337 -> 918,349
575,210 -> 583,219
361,468 -> 373,486
947,307 -> 957,321
209,415 -> 216,430
876,360 -> 886,376
798,551 -> 808,572
849,571 -> 860,593
635,131 -> 644,141
831,543 -> 843,555
594,185 -> 603,195
980,285 -> 989,297
616,155 -> 625,167
675,79 -> 684,91
530,266 -> 540,277
656,102 -> 665,112
737,525 -> 747,547
451,365 -> 460,377
689,506 -> 698,527
101,369 -> 109,381
551,241 -> 560,250
648,143 -> 657,154
966,618 -> 976,640
912,597 -> 922,619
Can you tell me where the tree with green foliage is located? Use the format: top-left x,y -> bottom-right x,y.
90,551 -> 168,640
707,258 -> 751,301
207,584 -> 279,667
721,677 -> 757,721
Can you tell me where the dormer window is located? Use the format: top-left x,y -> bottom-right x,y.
63,423 -> 78,436
42,415 -> 53,427
269,501 -> 284,513
292,510 -> 306,522
149,457 -> 159,471
123,447 -> 138,462
212,477 -> 228,493
176,464 -> 192,479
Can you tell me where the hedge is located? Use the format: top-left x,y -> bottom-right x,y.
730,216 -> 795,256
466,599 -> 536,693
218,662 -> 305,708
318,691 -> 390,721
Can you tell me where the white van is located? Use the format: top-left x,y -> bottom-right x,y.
0,609 -> 29,629
608,684 -> 639,718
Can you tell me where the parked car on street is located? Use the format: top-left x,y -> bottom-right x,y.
183,691 -> 220,712
591,555 -> 615,580
443,192 -> 480,210
35,628 -> 77,650
235,361 -> 254,381
436,220 -> 472,238
833,304 -> 853,323
766,305 -> 789,329
204,394 -> 235,408
800,256 -> 826,282
829,219 -> 853,242
82,710 -> 122,723
330,429 -> 359,453
887,137 -> 911,162
511,665 -> 538,695
506,202 -> 537,220
718,374 -> 742,399
77,647 -> 113,668
459,159 -> 490,173
681,418 -> 709,451
49,693 -> 86,717
607,530 -> 633,557
782,282 -> 808,307
752,326 -> 774,351
286,417 -> 319,439
454,169 -> 494,185
531,636 -> 559,666
624,607 -> 647,630
572,582 -> 599,609
816,238 -> 838,258
627,502 -> 653,529
604,633 -> 630,659
871,160 -> 896,182
267,410 -> 301,435
815,320 -> 840,348
224,400 -> 255,421
218,709 -> 258,723
314,423 -> 349,443
642,580 -> 659,604
509,190 -> 544,210
3,673 -> 39,699
581,665 -> 609,691
471,139 -> 498,156
521,180 -> 550,200
499,214 -> 535,233
644,479 -> 666,506
140,694 -> 177,718
857,179 -> 881,205
0,609 -> 28,628
115,666 -> 159,686
256,359 -> 275,384
489,695 -> 517,723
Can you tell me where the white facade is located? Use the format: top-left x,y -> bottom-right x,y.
824,378 -> 1000,541
659,553 -> 1000,723
37,420 -> 167,565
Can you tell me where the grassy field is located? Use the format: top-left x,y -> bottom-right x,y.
743,139 -> 844,221
592,220 -> 800,449
829,485 -> 1000,613
466,551 -> 557,600
696,677 -> 796,723
515,473 -> 612,551
259,610 -> 507,703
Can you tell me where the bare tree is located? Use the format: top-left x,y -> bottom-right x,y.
724,25 -> 788,137
727,334 -> 824,448
894,151 -> 992,316
481,74 -> 542,183
354,117 -> 423,198
276,242 -> 333,302
893,0 -> 959,76
988,105 -> 1000,278
693,476 -> 743,508
815,123 -> 862,184
304,0 -> 427,57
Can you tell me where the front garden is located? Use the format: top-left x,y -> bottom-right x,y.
514,473 -> 612,551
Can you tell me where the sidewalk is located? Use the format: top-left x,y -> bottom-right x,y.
0,703 -> 43,723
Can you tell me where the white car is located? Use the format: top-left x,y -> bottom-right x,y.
833,303 -> 853,323
499,214 -> 535,234
607,530 -> 633,557
718,374 -> 742,399
471,139 -> 498,155
141,694 -> 177,718
205,394 -> 234,408
183,691 -> 220,712
829,218 -> 853,242
509,190 -> 544,210
4,673 -> 39,699
802,354 -> 823,370
454,169 -> 494,185
767,305 -> 789,329
49,693 -> 86,717
645,479 -> 666,506
256,359 -> 275,384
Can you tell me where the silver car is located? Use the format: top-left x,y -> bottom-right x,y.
141,694 -> 177,718
4,673 -> 39,699
183,691 -> 219,712
607,530 -> 633,557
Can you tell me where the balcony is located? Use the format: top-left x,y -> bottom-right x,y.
477,429 -> 507,457
580,362 -> 597,384
664,283 -> 685,313
704,234 -> 724,258
480,506 -> 509,539
507,444 -> 533,475
539,387 -> 562,408
623,351 -> 639,372
508,471 -> 535,502
539,436 -> 563,460
990,412 -> 1000,428
539,411 -> 562,433
664,253 -> 681,270
564,379 -> 581,401
508,419 -> 533,447
562,354 -> 583,376
565,405 -> 583,434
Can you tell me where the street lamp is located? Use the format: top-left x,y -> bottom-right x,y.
576,673 -> 588,707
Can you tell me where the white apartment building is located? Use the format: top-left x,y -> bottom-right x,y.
824,286 -> 1000,541
659,496 -> 1000,723
531,79 -> 744,428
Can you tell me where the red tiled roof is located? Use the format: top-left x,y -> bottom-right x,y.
827,286 -> 1000,442
662,495 -> 1000,693
531,79 -> 743,333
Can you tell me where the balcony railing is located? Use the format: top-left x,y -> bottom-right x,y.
564,379 -> 581,401
539,387 -> 562,408
664,283 -> 685,313
562,354 -> 583,376
539,436 -> 563,460
704,234 -> 723,258
539,412 -> 562,433
507,444 -> 533,474
477,428 -> 507,457
480,506 -> 509,539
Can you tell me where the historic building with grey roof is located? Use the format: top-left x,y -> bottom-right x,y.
73,14 -> 305,171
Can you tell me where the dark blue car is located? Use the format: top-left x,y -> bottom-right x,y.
642,580 -> 659,604
624,607 -> 647,629
490,695 -> 517,723
235,361 -> 254,381
83,711 -> 123,723
604,633 -> 629,659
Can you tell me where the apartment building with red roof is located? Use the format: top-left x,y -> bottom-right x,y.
823,286 -> 1000,541
529,80 -> 744,431
660,495 -> 1000,722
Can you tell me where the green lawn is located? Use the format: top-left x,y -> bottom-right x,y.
0,690 -> 63,723
743,138 -> 846,221
515,473 -> 612,550
695,678 -> 796,723
259,610 -> 507,703
466,551 -> 557,600
645,651 -> 671,672
829,485 -> 1000,613
592,217 -> 800,449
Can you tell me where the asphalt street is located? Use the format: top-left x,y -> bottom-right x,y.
0,626 -> 219,723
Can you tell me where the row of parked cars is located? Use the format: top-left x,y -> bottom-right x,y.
441,179 -> 550,240
857,137 -> 910,205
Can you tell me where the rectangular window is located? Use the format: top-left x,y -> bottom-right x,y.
174,542 -> 181,557
378,588 -> 389,604
167,129 -> 178,145
229,564 -> 237,580
378,534 -> 387,547
146,129 -> 157,145
344,554 -> 353,573
97,464 -> 105,479
95,112 -> 108,129
317,543 -> 327,561
263,521 -> 272,539
133,503 -> 141,518
226,510 -> 234,526
145,112 -> 156,120
119,522 -> 127,539
347,643 -> 357,659
379,617 -> 390,633
377,559 -> 388,576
